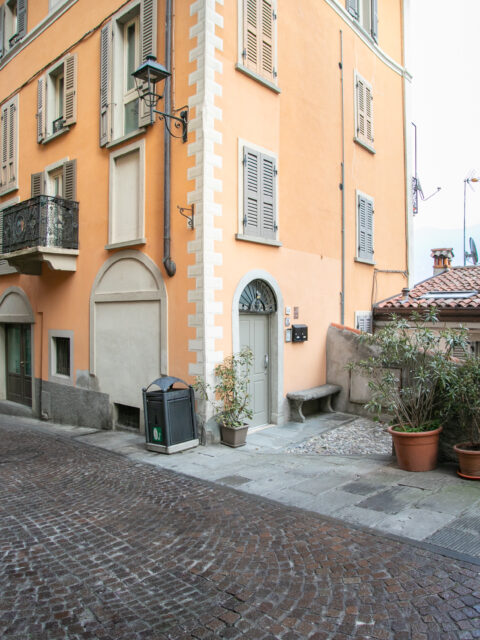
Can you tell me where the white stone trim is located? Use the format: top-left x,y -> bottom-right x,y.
187,1 -> 224,398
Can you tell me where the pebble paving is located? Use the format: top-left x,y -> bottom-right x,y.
1,422 -> 480,639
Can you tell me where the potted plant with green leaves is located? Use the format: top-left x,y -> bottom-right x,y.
194,347 -> 253,447
439,354 -> 480,479
348,309 -> 468,472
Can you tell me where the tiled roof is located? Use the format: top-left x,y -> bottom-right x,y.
375,266 -> 480,311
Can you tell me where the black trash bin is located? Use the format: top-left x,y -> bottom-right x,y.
143,376 -> 198,454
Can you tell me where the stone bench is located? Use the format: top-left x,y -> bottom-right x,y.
287,384 -> 342,423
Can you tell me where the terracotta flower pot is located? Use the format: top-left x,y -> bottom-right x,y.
220,424 -> 248,448
387,425 -> 442,472
453,442 -> 480,479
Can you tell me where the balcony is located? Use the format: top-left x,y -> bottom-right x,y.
1,195 -> 79,274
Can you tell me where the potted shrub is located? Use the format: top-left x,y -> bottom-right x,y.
439,355 -> 480,479
349,309 -> 468,472
194,347 -> 253,447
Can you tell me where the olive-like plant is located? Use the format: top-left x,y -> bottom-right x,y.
348,309 -> 469,432
194,347 -> 253,429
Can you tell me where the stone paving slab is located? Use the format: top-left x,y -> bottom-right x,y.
1,419 -> 480,639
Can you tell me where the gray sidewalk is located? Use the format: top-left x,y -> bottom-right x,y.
1,409 -> 479,563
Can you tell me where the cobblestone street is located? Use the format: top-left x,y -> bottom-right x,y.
1,421 -> 480,639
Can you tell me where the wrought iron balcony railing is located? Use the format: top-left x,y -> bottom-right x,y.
1,195 -> 79,255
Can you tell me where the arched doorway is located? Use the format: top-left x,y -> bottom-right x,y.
90,251 -> 167,431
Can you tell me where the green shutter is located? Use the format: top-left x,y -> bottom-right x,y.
141,0 -> 157,62
37,76 -> 46,143
31,172 -> 45,197
63,160 -> 77,201
17,0 -> 27,39
63,54 -> 77,127
243,147 -> 260,236
358,194 -> 373,261
99,22 -> 112,147
371,0 -> 378,42
0,6 -> 5,57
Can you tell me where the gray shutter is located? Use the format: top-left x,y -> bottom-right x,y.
7,100 -> 16,188
358,194 -> 374,261
17,0 -> 27,39
260,0 -> 274,80
365,83 -> 373,143
37,76 -> 46,143
31,172 -> 45,197
63,54 -> 77,127
63,160 -> 77,201
356,76 -> 365,139
346,0 -> 359,19
371,0 -> 378,42
243,147 -> 260,236
0,6 -> 5,57
140,0 -> 157,61
260,153 -> 276,239
0,104 -> 7,189
99,22 -> 112,147
243,0 -> 259,73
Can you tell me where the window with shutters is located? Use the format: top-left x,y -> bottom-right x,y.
0,94 -> 18,197
49,330 -> 74,385
237,0 -> 278,90
354,71 -> 374,151
355,311 -> 373,333
37,54 -> 77,143
31,158 -> 77,201
346,0 -> 378,42
237,142 -> 280,246
0,0 -> 27,56
356,191 -> 374,263
100,0 -> 157,147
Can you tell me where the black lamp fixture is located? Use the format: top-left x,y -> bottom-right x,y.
132,55 -> 188,143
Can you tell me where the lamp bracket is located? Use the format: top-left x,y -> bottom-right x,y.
178,204 -> 194,229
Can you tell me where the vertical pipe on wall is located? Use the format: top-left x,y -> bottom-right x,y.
339,30 -> 345,325
163,0 -> 176,277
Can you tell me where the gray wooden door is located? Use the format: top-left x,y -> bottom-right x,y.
240,314 -> 269,427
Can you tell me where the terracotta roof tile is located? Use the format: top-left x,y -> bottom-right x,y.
375,266 -> 480,311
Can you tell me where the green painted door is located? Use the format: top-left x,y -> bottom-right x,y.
6,324 -> 32,407
240,314 -> 269,427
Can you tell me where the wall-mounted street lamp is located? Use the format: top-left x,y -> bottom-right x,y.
132,55 -> 188,143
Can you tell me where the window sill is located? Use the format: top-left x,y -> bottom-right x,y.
354,137 -> 376,154
355,257 -> 375,266
42,127 -> 70,144
235,64 -> 281,94
49,373 -> 74,387
105,238 -> 146,250
0,184 -> 19,197
235,233 -> 282,247
106,128 -> 147,149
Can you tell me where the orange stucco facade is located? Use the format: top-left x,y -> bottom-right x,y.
0,0 -> 411,438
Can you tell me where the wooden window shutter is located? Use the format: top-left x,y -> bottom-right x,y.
356,312 -> 372,333
7,100 -> 16,189
371,0 -> 378,42
243,147 -> 260,236
346,0 -> 359,19
17,0 -> 28,39
356,74 -> 374,145
243,0 -> 259,73
260,0 -> 274,80
37,76 -> 46,143
0,6 -> 5,58
356,76 -> 366,139
63,54 -> 77,127
365,83 -> 374,143
138,0 -> 158,127
358,194 -> 374,261
99,22 -> 112,147
1,105 -> 8,190
31,172 -> 45,197
63,160 -> 77,201
260,153 -> 276,238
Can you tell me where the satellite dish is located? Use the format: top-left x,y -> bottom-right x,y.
468,237 -> 478,264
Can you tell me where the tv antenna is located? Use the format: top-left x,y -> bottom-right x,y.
411,122 -> 441,215
465,237 -> 478,265
463,171 -> 480,265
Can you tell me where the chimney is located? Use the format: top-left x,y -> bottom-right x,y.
431,248 -> 454,276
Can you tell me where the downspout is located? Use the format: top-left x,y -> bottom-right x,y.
339,30 -> 345,325
163,0 -> 176,277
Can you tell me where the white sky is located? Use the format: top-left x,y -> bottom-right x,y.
410,1 -> 480,278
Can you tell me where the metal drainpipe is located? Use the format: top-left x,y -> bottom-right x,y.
163,0 -> 176,277
339,30 -> 345,325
